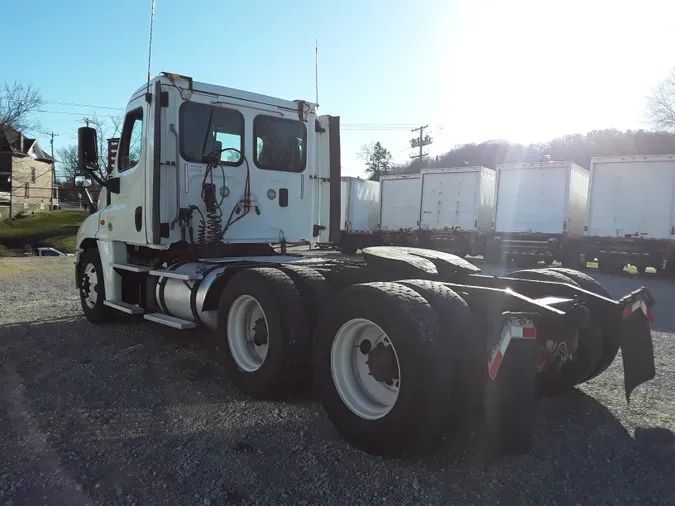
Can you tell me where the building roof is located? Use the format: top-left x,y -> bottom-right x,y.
0,125 -> 53,162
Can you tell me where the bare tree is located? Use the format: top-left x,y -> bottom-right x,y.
0,81 -> 43,132
646,69 -> 675,132
55,113 -> 122,181
55,144 -> 79,180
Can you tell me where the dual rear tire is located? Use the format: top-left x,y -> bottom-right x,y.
217,268 -> 476,456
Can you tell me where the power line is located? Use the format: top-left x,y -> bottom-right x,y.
39,110 -> 100,116
44,101 -> 124,111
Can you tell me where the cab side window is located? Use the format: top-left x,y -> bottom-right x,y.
118,108 -> 144,172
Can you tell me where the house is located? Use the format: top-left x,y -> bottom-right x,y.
0,126 -> 57,220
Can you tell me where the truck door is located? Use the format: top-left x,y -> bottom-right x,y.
251,114 -> 314,243
105,96 -> 148,245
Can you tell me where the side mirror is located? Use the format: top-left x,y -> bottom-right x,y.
78,126 -> 98,171
74,175 -> 92,188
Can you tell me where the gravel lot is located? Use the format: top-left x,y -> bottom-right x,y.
1,256 -> 674,505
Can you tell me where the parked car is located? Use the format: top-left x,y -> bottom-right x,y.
31,247 -> 74,257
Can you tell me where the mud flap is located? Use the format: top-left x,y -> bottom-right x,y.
484,313 -> 538,462
618,289 -> 655,402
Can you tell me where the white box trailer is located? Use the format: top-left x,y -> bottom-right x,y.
581,155 -> 675,273
379,174 -> 421,231
337,177 -> 382,254
418,166 -> 496,255
340,177 -> 380,232
488,161 -> 589,266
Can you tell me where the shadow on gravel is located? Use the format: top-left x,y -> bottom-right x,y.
407,388 -> 675,503
0,316 -> 231,410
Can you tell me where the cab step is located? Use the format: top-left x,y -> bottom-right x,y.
144,313 -> 196,329
104,300 -> 145,315
149,269 -> 203,281
110,262 -> 151,273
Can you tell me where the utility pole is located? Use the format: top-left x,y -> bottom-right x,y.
410,125 -> 432,162
49,131 -> 59,210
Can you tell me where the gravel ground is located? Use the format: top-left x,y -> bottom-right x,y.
1,256 -> 674,506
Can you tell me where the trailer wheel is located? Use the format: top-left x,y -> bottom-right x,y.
217,268 -> 311,399
504,268 -> 603,394
78,248 -> 115,324
313,282 -> 449,456
397,279 -> 482,417
278,265 -> 332,333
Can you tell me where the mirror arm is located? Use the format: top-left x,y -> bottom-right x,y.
84,165 -> 120,194
84,165 -> 106,186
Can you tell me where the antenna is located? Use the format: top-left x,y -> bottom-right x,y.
146,0 -> 156,99
315,39 -> 319,108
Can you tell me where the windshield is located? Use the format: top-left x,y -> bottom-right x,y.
179,102 -> 244,165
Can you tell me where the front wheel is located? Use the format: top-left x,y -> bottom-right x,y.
78,248 -> 115,323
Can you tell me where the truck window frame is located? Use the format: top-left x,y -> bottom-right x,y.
178,102 -> 245,166
253,115 -> 307,173
118,107 -> 144,173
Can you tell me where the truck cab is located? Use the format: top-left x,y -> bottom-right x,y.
76,73 -> 340,255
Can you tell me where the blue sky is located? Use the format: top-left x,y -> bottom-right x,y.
3,0 -> 674,177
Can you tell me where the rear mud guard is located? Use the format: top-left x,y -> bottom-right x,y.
484,312 -> 539,463
617,288 -> 656,402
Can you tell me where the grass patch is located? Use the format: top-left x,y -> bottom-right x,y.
0,210 -> 88,255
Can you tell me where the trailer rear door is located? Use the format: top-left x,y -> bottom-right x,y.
495,165 -> 568,234
379,176 -> 421,230
420,169 -> 479,231
588,157 -> 675,239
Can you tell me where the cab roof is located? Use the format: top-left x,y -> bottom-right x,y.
130,73 -> 316,113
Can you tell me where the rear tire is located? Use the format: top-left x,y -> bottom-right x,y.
506,268 -> 577,284
78,248 -> 115,324
217,268 -> 311,399
547,269 -> 618,383
397,279 -> 482,417
504,268 -> 603,394
546,267 -> 610,298
278,265 -> 332,334
313,282 -> 450,456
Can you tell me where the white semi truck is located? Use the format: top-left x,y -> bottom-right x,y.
73,73 -> 656,458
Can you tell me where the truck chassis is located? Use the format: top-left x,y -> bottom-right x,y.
75,244 -> 655,458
